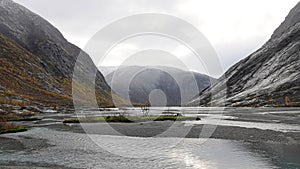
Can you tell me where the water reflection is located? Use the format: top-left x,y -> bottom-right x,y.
0,128 -> 276,169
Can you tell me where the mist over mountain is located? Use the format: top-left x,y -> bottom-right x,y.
103,66 -> 214,106
0,0 -> 113,106
189,2 -> 300,107
98,66 -> 118,76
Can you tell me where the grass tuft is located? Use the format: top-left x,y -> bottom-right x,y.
8,117 -> 40,121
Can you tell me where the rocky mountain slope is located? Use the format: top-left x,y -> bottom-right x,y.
0,0 -> 114,107
104,66 -> 214,106
189,2 -> 300,107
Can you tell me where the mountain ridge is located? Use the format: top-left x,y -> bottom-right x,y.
189,2 -> 300,107
105,66 -> 214,106
0,0 -> 114,107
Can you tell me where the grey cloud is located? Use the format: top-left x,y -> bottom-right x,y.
13,0 -> 299,77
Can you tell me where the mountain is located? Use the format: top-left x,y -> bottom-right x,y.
104,66 -> 214,106
189,2 -> 300,107
98,66 -> 118,76
0,0 -> 114,107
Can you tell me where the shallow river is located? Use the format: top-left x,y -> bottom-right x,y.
0,128 -> 279,169
1,107 -> 300,168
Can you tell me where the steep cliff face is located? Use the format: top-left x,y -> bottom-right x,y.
105,66 -> 214,106
189,2 -> 300,107
0,0 -> 113,106
272,2 -> 300,38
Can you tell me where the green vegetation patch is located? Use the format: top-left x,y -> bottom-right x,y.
63,115 -> 198,123
63,119 -> 80,123
8,117 -> 40,121
105,116 -> 132,123
153,115 -> 196,121
0,124 -> 27,134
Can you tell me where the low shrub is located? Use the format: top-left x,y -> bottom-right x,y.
63,119 -> 80,123
0,123 -> 27,134
104,115 -> 132,123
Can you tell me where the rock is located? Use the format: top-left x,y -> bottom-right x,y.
189,2 -> 300,107
0,84 -> 5,91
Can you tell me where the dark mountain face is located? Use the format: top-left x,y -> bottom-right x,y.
104,66 -> 214,106
189,2 -> 300,107
0,0 -> 113,106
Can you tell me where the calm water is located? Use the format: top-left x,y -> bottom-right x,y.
1,128 -> 276,169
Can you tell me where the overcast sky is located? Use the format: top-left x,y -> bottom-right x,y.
14,0 -> 299,77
